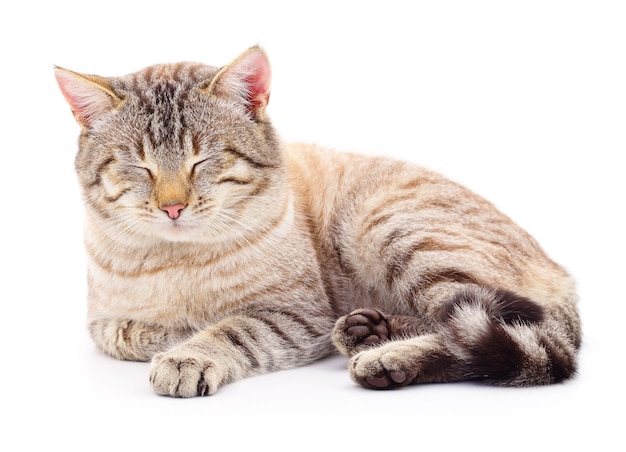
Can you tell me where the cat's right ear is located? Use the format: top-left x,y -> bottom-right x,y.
54,67 -> 122,127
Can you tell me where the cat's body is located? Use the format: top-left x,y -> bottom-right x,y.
55,47 -> 580,396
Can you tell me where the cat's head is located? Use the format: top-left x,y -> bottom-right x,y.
55,47 -> 286,245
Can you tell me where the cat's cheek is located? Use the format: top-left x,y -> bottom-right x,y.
100,173 -> 122,199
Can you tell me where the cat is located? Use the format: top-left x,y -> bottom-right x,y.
54,46 -> 581,397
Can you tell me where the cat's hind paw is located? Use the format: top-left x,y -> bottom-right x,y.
332,308 -> 390,357
348,341 -> 420,390
348,334 -> 461,389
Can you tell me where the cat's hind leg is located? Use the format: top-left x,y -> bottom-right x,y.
334,309 -> 460,389
332,308 -> 429,357
339,286 -> 578,389
348,333 -> 460,389
332,309 -> 389,356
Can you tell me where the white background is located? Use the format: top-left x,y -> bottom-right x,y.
2,1 -> 624,450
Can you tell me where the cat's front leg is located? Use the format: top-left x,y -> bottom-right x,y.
149,310 -> 335,397
88,318 -> 193,362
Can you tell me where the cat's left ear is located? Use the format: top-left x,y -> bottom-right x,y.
205,46 -> 271,117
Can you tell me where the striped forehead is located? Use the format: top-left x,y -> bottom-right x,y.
122,63 -> 218,154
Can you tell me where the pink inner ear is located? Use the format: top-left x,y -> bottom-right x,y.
242,52 -> 271,110
55,71 -> 85,119
54,69 -> 116,126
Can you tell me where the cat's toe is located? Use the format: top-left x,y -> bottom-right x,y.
333,308 -> 389,356
361,369 -> 409,389
345,308 -> 389,345
150,353 -> 217,397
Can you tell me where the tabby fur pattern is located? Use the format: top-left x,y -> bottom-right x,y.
54,46 -> 581,397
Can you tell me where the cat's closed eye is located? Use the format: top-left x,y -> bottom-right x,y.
114,164 -> 153,183
191,159 -> 210,177
219,176 -> 250,185
130,165 -> 154,180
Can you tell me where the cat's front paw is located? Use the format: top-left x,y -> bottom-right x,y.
332,308 -> 390,357
149,351 -> 221,397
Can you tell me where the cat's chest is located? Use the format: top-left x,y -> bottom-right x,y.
85,247 -> 271,328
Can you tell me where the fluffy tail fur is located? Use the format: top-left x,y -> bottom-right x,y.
441,286 -> 578,386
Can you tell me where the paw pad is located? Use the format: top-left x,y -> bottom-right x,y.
345,308 -> 390,346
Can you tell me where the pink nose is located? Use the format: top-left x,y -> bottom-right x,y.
161,204 -> 186,219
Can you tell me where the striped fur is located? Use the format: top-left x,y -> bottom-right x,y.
55,46 -> 581,397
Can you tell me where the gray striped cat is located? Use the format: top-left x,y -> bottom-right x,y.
55,46 -> 581,397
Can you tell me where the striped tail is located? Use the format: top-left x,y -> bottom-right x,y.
442,286 -> 579,386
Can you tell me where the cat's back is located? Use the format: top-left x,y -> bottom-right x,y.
285,143 -> 574,314
285,142 -> 488,236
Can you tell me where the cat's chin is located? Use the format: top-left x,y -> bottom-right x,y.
158,233 -> 197,243
153,222 -> 224,244
153,222 -> 202,243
